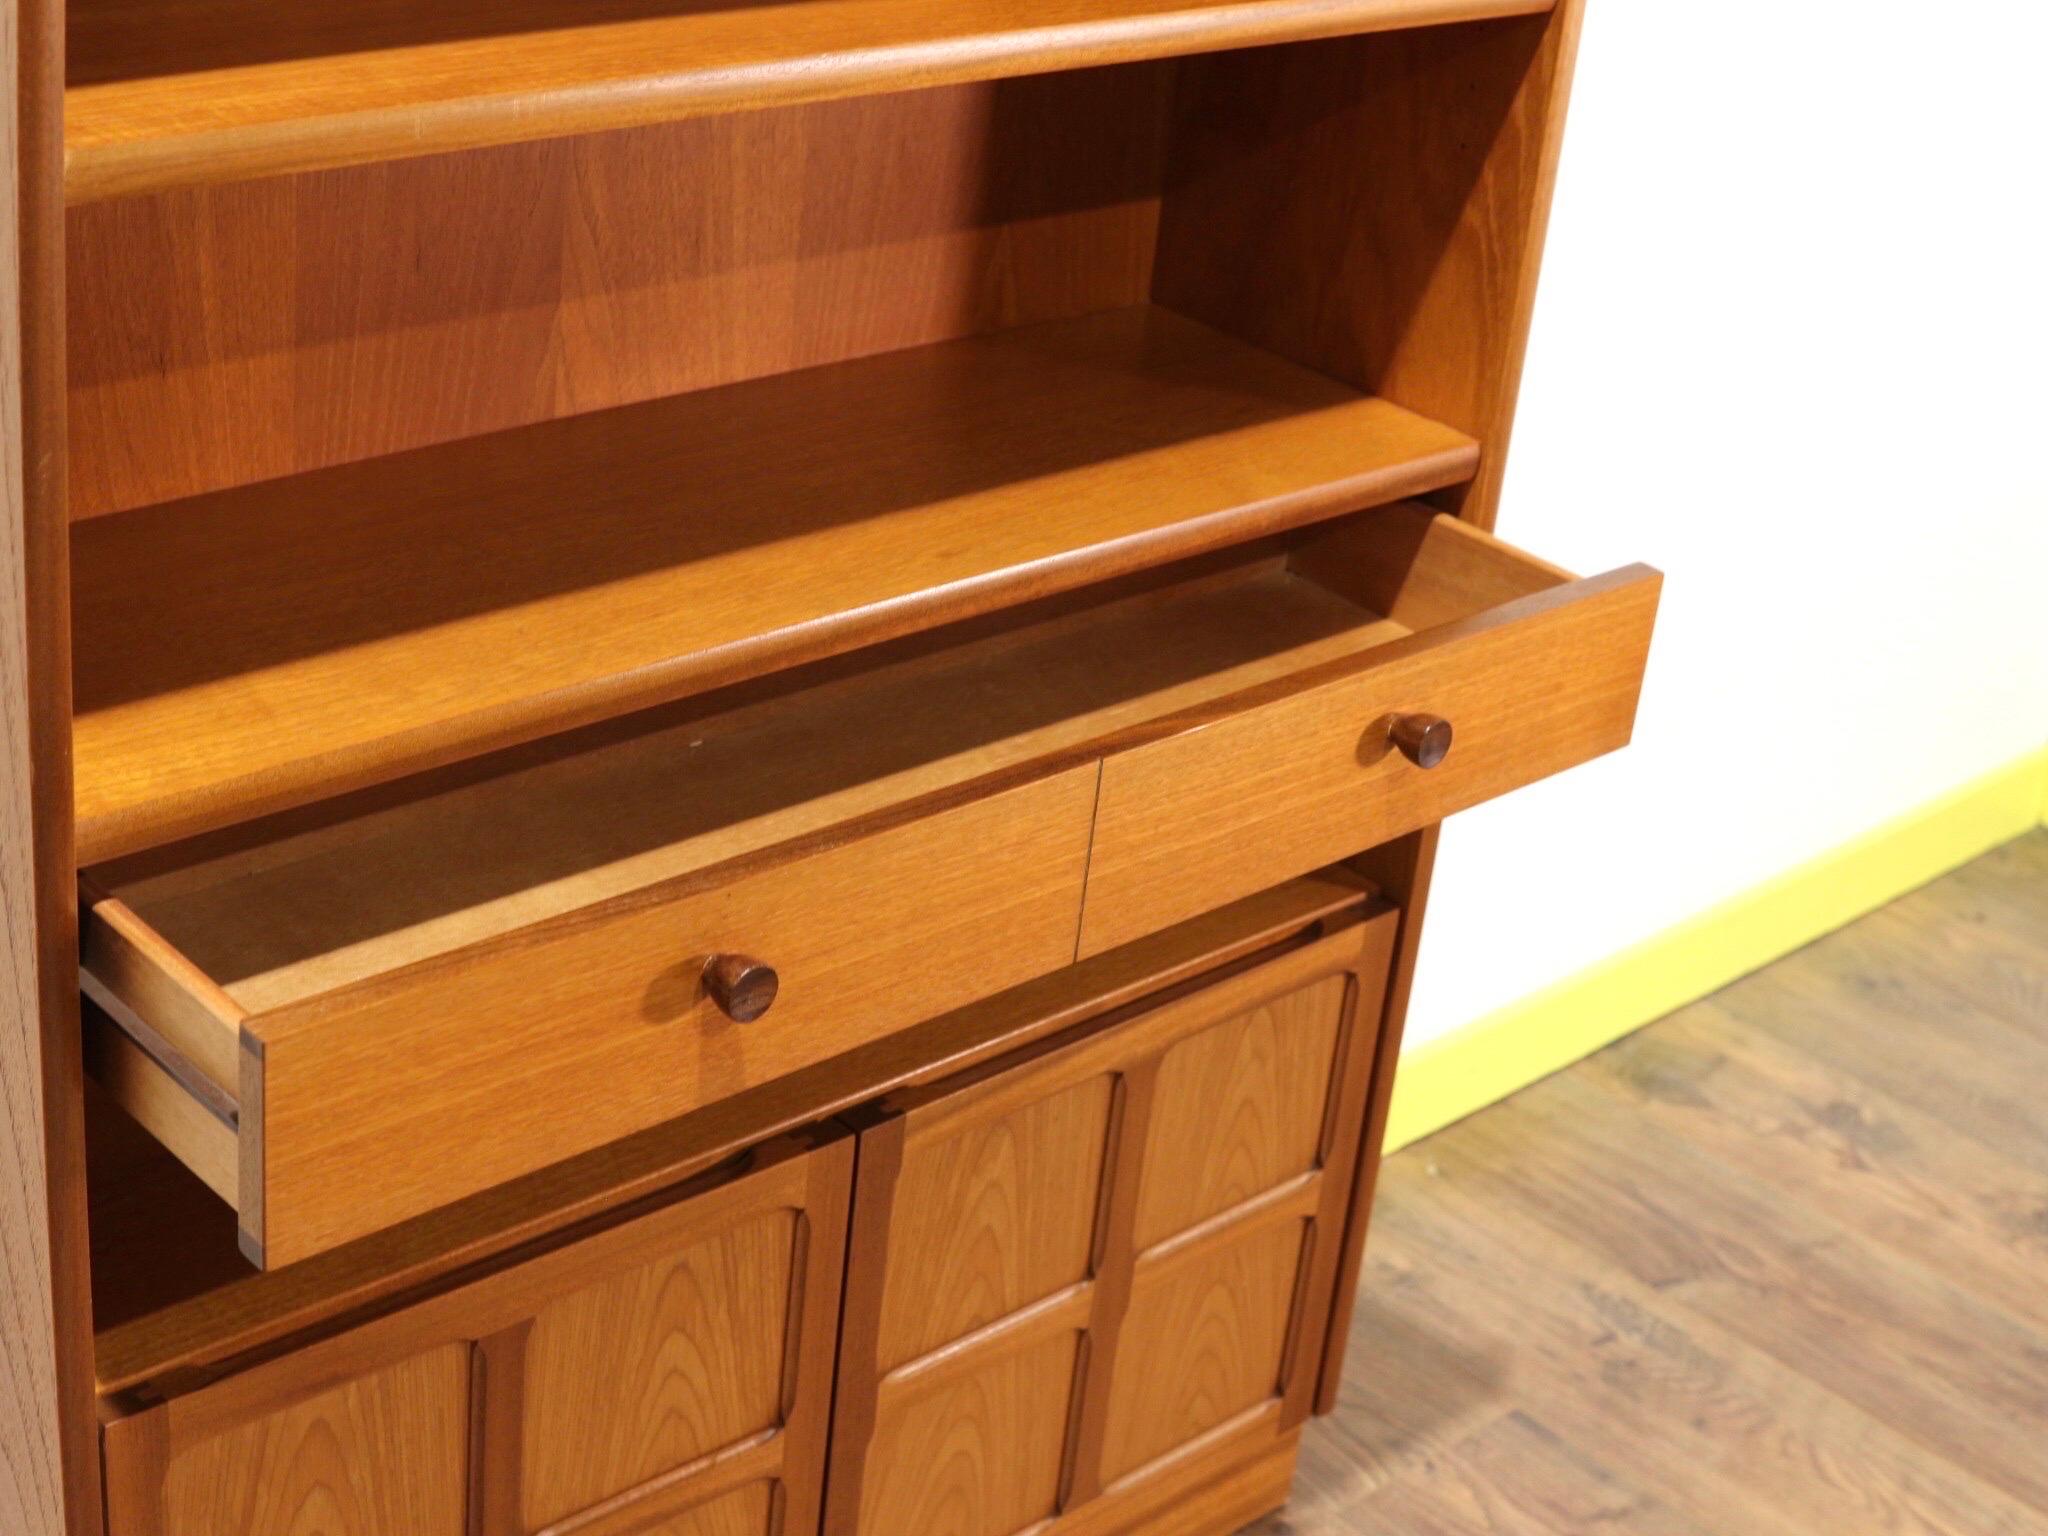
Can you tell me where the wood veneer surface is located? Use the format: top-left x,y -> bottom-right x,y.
1,0 -> 102,1525
68,67 -> 1175,519
72,306 -> 1472,862
88,874 -> 1374,1400
95,552 -> 1413,1012
64,0 -> 1555,201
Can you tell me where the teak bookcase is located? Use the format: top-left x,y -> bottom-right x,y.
1,2 -> 1659,1533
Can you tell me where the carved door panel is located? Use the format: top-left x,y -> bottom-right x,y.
103,1134 -> 852,1536
825,912 -> 1397,1536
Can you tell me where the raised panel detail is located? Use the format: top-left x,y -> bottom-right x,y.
643,1482 -> 777,1536
878,1075 -> 1114,1369
161,1345 -> 470,1536
1133,975 -> 1346,1248
522,1208 -> 800,1528
860,1331 -> 1082,1536
1100,1221 -> 1307,1483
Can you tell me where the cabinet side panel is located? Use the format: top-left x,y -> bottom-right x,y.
0,0 -> 99,1526
1155,2 -> 1586,530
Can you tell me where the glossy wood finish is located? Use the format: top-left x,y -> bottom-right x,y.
64,0 -> 1555,202
89,874 -> 1372,1405
67,70 -> 1177,521
100,1135 -> 852,1536
1156,1 -> 1587,530
81,498 -> 1652,1267
519,1210 -> 794,1527
825,915 -> 1396,1536
1261,835 -> 2048,1534
1079,513 -> 1659,952
0,0 -> 102,1527
70,306 -> 1474,859
81,499 -> 1653,1268
21,10 -> 1627,1534
92,766 -> 1095,1268
158,1347 -> 472,1536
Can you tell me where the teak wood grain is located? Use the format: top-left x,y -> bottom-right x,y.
17,8 -> 1630,1535
1,0 -> 102,1527
81,501 -> 1653,1269
825,915 -> 1395,1536
1079,525 -> 1660,953
70,306 -> 1476,860
93,767 -> 1096,1269
68,69 -> 1177,520
100,1135 -> 852,1536
1156,3 -> 1587,530
160,1346 -> 472,1536
64,0 -> 1555,202
89,874 -> 1372,1404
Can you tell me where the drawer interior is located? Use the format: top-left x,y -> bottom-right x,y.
86,501 -> 1568,1084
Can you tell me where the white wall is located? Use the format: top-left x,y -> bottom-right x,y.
1403,0 -> 2048,1047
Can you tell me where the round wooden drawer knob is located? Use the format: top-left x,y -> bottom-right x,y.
1388,713 -> 1453,769
703,954 -> 778,1022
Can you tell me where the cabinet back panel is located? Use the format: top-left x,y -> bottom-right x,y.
68,62 -> 1173,519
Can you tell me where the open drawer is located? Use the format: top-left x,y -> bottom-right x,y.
81,502 -> 1657,1269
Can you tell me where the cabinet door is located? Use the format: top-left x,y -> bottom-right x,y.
103,1134 -> 851,1536
824,914 -> 1397,1536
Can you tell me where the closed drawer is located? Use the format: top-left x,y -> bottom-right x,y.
84,766 -> 1095,1268
1079,508 -> 1661,953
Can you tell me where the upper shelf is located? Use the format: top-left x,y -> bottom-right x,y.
65,0 -> 1553,202
71,305 -> 1477,863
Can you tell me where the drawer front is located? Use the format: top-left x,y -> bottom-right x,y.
241,767 -> 1097,1265
1079,563 -> 1660,955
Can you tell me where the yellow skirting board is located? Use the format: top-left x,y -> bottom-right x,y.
1384,743 -> 2048,1155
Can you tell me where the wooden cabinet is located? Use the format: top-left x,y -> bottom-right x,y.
100,1136 -> 852,1536
0,3 -> 1650,1535
825,914 -> 1398,1536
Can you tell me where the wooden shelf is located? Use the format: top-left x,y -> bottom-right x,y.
65,0 -> 1552,202
72,306 -> 1476,862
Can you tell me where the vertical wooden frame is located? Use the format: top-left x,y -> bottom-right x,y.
1315,825 -> 1442,1411
2,0 -> 101,1528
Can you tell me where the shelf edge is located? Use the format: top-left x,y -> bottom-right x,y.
65,0 -> 1555,203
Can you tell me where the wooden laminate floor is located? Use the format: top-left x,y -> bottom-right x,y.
1249,830 -> 2048,1535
